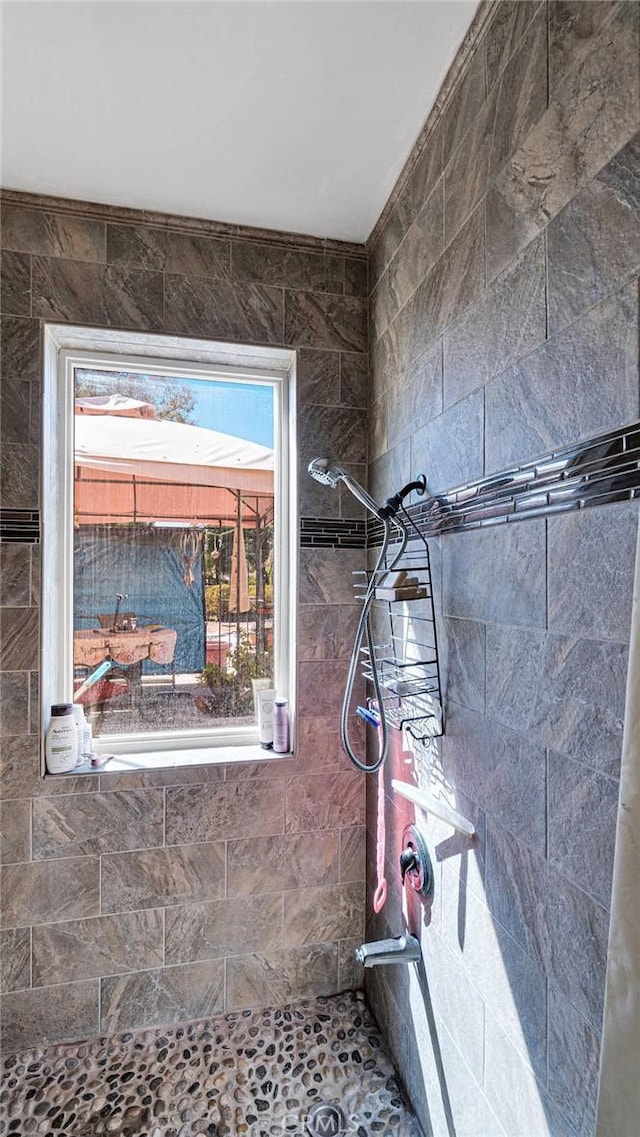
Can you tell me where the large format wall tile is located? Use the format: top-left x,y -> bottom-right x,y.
485,283 -> 639,473
443,519 -> 546,628
227,830 -> 340,895
101,843 -> 225,912
547,133 -> 640,334
372,180 -> 444,341
164,273 -> 283,342
32,789 -> 164,859
232,242 -> 345,294
411,388 -> 484,496
0,928 -> 30,994
164,893 -> 283,964
285,772 -> 365,833
484,1010 -> 576,1137
284,290 -> 367,352
165,779 -> 284,845
32,910 -> 164,986
443,617 -> 486,713
547,501 -> 638,642
547,749 -> 619,910
0,798 -> 30,864
486,624 -> 628,777
1,206 -> 106,262
387,339 -> 443,448
1,980 -> 99,1052
31,257 -> 164,328
1,251 -> 31,315
284,881 -> 365,948
1,857 -> 100,927
226,944 -> 338,1010
0,315 -> 41,382
100,959 -> 225,1033
547,984 -> 600,1137
485,1 -> 541,90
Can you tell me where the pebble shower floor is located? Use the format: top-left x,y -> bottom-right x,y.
0,991 -> 422,1136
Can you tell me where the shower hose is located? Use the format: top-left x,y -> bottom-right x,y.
340,514 -> 409,774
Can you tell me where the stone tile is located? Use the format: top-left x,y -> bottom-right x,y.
548,501 -> 638,642
420,927 -> 486,1086
547,984 -> 600,1137
164,893 -> 283,964
0,545 -> 31,606
298,659 -> 354,719
0,315 -> 40,382
369,441 -> 411,506
98,762 -> 226,791
388,338 -> 443,447
1,980 -> 99,1051
1,856 -> 99,927
298,404 -> 367,468
444,234 -> 546,406
369,393 -> 387,460
284,290 -> 366,352
106,224 -> 167,271
344,257 -> 368,298
101,843 -> 225,913
32,789 -> 164,859
291,717 -> 344,772
443,618 -> 485,713
298,604 -> 341,661
1,205 -> 106,261
369,194 -> 414,287
0,927 -> 30,993
165,778 -> 284,845
489,6 -> 548,175
285,772 -> 365,833
548,750 -> 619,909
0,251 -> 31,315
339,352 -> 368,408
370,303 -> 413,400
164,230 -> 231,278
339,826 -> 366,883
0,798 -> 30,864
443,519 -> 546,628
1,378 -> 36,446
298,548 -> 364,606
409,203 -> 485,365
100,959 -> 225,1034
443,702 -> 546,852
227,830 -> 340,894
549,0 -> 621,94
0,677 -> 29,742
486,623 -> 628,777
32,910 -> 164,986
296,348 -> 340,406
226,943 -> 338,1010
444,88 -> 499,246
166,272 -> 285,342
372,180 -> 444,341
486,822 -> 610,1029
404,122 -> 444,231
232,241 -> 343,293
485,1 -> 541,89
441,865 -> 548,1079
284,881 -> 364,947
486,3 -> 640,280
442,47 -> 486,166
411,388 -> 484,497
0,442 -> 40,508
547,133 -> 640,334
32,257 -> 164,328
0,736 -> 89,799
337,937 -> 364,991
485,283 -> 639,473
485,1010 -> 579,1137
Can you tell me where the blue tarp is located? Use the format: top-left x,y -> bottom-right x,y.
74,526 -> 205,674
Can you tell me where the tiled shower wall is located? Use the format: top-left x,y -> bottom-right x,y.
0,195 -> 370,1051
365,3 -> 639,1136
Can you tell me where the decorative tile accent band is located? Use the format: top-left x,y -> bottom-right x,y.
368,422 -> 640,546
0,509 -> 40,543
300,516 -> 367,548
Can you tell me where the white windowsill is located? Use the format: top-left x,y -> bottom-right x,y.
43,744 -> 295,780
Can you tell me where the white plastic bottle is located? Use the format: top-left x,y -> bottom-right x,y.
72,703 -> 93,761
45,704 -> 79,774
272,697 -> 290,754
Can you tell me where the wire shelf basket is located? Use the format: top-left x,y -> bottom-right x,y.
353,541 -> 444,741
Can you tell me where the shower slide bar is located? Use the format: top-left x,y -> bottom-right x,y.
391,779 -> 476,838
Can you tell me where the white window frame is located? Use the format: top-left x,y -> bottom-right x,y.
42,324 -> 297,767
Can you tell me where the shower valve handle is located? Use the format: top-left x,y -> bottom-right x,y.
400,847 -> 419,884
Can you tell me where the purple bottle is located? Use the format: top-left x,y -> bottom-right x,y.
272,697 -> 290,754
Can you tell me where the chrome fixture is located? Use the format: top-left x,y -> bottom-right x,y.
400,823 -> 434,897
354,933 -> 421,968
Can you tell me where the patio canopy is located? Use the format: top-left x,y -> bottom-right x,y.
74,412 -> 274,526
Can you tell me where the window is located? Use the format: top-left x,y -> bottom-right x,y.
43,327 -> 296,764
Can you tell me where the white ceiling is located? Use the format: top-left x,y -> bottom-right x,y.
1,1 -> 478,243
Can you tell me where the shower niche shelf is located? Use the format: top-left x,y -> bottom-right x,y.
353,542 -> 444,742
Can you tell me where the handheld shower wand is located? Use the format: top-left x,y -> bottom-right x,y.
308,458 -> 426,773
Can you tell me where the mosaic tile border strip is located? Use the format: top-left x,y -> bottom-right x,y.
0,509 -> 40,544
300,516 -> 367,548
369,422 -> 640,545
1,991 -> 422,1137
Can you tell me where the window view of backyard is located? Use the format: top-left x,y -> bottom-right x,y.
72,366 -> 276,737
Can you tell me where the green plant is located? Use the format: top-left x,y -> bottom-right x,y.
194,633 -> 272,718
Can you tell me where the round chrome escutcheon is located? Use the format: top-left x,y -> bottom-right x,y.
306,1101 -> 348,1136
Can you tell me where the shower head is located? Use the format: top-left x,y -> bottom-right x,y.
308,457 -> 383,518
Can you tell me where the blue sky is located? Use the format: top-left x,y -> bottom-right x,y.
180,376 -> 274,448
